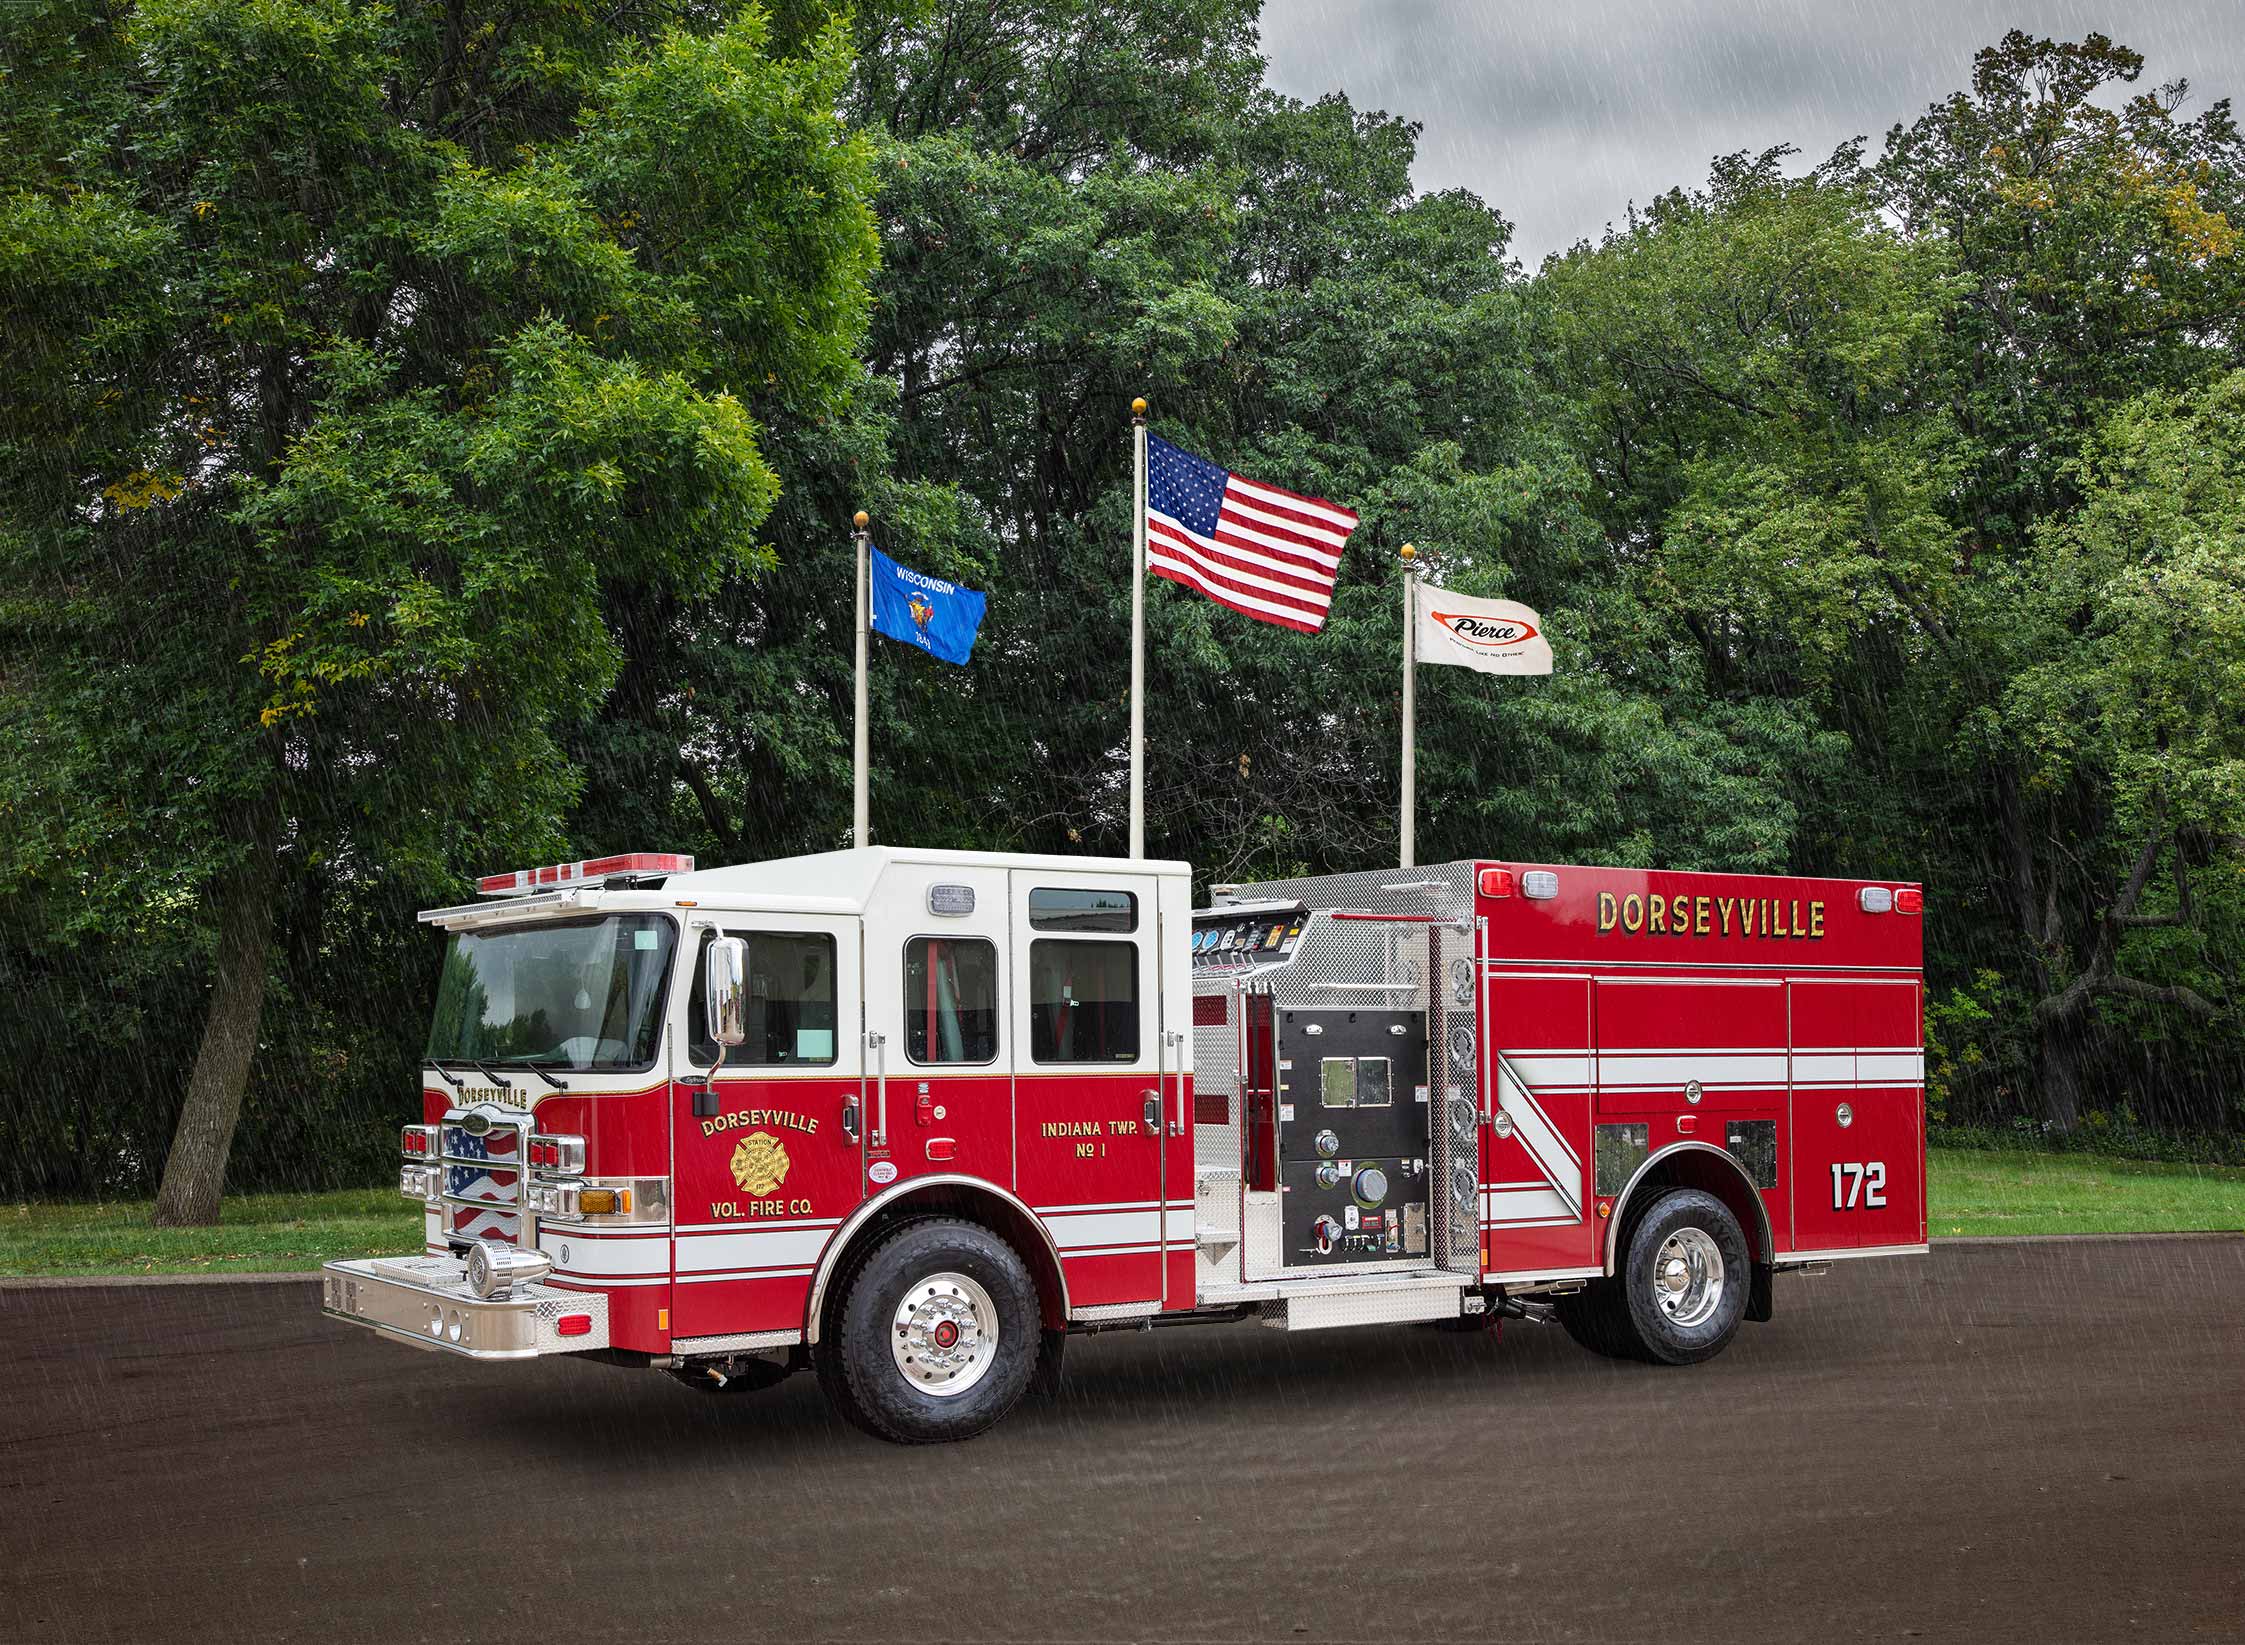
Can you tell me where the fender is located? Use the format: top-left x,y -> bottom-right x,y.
1601,1140 -> 1774,1275
801,1173 -> 1071,1344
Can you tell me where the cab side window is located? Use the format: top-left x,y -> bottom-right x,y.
688,930 -> 838,1066
1028,938 -> 1139,1063
905,937 -> 999,1064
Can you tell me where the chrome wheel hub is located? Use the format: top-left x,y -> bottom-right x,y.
1650,1226 -> 1725,1329
890,1272 -> 999,1397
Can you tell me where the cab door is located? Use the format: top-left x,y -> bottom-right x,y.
1008,870 -> 1169,1310
669,914 -> 862,1340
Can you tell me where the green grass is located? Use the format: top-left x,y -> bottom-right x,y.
4,1149 -> 2243,1276
1926,1146 -> 2245,1238
0,1190 -> 422,1277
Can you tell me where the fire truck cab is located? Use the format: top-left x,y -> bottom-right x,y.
323,846 -> 1926,1443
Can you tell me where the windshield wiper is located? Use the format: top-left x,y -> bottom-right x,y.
471,1060 -> 517,1095
424,1060 -> 466,1091
489,1058 -> 568,1091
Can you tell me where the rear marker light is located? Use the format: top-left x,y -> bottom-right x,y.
556,1315 -> 593,1338
1478,868 -> 1516,898
1858,887 -> 1894,914
1894,888 -> 1924,915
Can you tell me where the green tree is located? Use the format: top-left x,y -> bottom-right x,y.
0,0 -> 877,1219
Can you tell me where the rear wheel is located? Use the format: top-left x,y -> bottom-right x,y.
1615,1187 -> 1749,1365
1557,1188 -> 1750,1365
818,1218 -> 1040,1444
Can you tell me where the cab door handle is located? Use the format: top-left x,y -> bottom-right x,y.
1143,1092 -> 1161,1131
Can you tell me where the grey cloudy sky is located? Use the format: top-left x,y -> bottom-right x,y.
1258,1 -> 2243,266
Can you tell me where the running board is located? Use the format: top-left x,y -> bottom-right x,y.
1257,1272 -> 1469,1332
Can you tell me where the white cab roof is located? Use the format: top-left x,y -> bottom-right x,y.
663,846 -> 1190,915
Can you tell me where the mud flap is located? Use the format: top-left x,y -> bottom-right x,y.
1748,1261 -> 1774,1323
1032,1327 -> 1068,1397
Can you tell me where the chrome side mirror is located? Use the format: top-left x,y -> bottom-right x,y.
705,936 -> 748,1049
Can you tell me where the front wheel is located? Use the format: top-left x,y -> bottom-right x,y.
817,1218 -> 1040,1444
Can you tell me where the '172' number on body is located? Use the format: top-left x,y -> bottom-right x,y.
1830,1161 -> 1887,1210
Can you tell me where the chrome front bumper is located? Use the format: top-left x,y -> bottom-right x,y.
321,1255 -> 611,1360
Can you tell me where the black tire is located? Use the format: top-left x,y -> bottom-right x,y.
1612,1187 -> 1750,1366
1553,1281 -> 1641,1360
818,1218 -> 1040,1444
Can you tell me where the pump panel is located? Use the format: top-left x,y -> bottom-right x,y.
1276,1008 -> 1430,1265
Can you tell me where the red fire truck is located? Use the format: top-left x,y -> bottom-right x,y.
323,847 -> 1925,1442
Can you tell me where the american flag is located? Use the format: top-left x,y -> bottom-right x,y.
1145,435 -> 1359,633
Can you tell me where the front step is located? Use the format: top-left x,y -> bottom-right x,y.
1254,1271 -> 1469,1332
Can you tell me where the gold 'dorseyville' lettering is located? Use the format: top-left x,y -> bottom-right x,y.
1595,889 -> 1825,944
699,1108 -> 821,1141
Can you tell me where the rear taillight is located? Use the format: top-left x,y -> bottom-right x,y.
1894,887 -> 1924,915
1478,867 -> 1516,898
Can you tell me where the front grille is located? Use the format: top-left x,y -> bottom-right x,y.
440,1105 -> 533,1247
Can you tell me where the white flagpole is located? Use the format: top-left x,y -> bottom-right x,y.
1129,396 -> 1148,859
853,509 -> 870,850
1400,542 -> 1417,869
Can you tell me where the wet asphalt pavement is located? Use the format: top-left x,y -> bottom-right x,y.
3,1236 -> 2241,1643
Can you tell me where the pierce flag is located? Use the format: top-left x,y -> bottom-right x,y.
868,545 -> 986,666
1415,585 -> 1552,675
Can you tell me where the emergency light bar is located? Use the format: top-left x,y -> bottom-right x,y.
478,853 -> 694,896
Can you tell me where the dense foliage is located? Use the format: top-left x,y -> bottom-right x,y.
1,9 -> 2238,1203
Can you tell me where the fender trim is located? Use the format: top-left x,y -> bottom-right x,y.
1601,1141 -> 1775,1276
802,1174 -> 1071,1344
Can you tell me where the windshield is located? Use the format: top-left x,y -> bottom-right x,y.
425,915 -> 677,1071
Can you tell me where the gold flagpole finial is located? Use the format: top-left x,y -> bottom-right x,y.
1400,542 -> 1416,563
853,510 -> 869,532
1131,396 -> 1147,420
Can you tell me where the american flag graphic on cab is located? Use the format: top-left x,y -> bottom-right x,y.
1145,434 -> 1358,633
446,1164 -> 518,1204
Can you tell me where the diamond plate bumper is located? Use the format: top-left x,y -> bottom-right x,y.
320,1255 -> 610,1360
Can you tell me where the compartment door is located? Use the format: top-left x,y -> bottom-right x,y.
1481,973 -> 1595,1274
1789,979 -> 1925,1252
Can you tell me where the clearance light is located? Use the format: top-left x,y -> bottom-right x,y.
1478,868 -> 1516,898
1858,886 -> 1894,914
1894,888 -> 1924,915
477,853 -> 694,896
556,1314 -> 593,1338
1520,871 -> 1560,901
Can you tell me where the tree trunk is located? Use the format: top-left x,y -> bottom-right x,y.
152,810 -> 281,1227
2035,1015 -> 2086,1134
